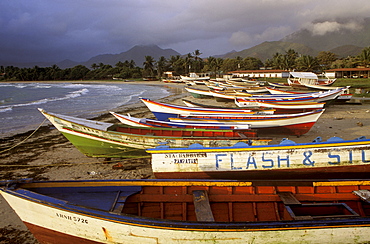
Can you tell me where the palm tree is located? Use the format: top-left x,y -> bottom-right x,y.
358,47 -> 370,67
184,53 -> 193,74
91,63 -> 98,70
296,55 -> 319,72
143,56 -> 155,77
156,56 -> 167,78
192,50 -> 202,72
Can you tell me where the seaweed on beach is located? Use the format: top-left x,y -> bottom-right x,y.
0,225 -> 38,244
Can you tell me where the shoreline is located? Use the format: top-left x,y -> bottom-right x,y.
1,81 -> 370,243
0,80 -> 185,139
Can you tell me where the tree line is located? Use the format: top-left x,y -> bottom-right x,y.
1,47 -> 370,81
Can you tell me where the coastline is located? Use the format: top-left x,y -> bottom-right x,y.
1,80 -> 370,242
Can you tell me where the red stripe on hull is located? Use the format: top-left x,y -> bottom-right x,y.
24,222 -> 101,244
255,122 -> 315,136
154,164 -> 370,180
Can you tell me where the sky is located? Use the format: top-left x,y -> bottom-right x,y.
0,0 -> 369,64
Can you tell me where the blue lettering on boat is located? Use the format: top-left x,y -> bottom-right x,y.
213,149 -> 370,170
215,154 -> 227,170
303,151 -> 315,166
328,152 -> 341,165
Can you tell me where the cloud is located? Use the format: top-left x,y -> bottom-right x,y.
0,0 -> 370,64
306,19 -> 364,36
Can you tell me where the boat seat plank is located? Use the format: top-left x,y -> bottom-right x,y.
278,192 -> 301,205
192,190 -> 215,222
353,190 -> 370,203
110,187 -> 142,214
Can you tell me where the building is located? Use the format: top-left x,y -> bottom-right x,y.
227,70 -> 289,79
324,68 -> 370,79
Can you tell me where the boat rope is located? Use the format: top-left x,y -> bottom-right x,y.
0,118 -> 47,154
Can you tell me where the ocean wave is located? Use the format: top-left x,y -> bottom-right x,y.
0,88 -> 89,111
0,107 -> 12,113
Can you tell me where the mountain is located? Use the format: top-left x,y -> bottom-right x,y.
79,45 -> 180,69
281,18 -> 370,51
220,18 -> 370,61
222,41 -> 318,61
329,45 -> 364,58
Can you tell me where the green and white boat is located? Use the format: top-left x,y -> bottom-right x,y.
38,109 -> 266,158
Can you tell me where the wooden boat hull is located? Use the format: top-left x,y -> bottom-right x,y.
39,109 -> 265,158
3,179 -> 370,244
168,109 -> 325,136
184,98 -> 325,114
148,136 -> 370,179
111,112 -> 258,131
140,98 -> 274,121
266,86 -> 353,103
184,87 -> 214,98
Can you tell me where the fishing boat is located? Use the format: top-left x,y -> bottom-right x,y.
184,86 -> 214,98
266,86 -> 353,103
168,109 -> 325,136
110,111 -> 250,130
300,84 -> 353,103
38,109 -> 264,158
182,99 -> 240,109
183,99 -> 325,114
109,112 -> 271,145
139,98 -> 275,121
267,81 -> 290,88
253,100 -> 326,114
180,73 -> 211,85
234,88 -> 343,108
2,178 -> 370,243
287,72 -> 336,86
147,136 -> 370,179
211,87 -> 343,104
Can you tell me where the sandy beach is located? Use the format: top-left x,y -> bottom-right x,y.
1,80 -> 370,243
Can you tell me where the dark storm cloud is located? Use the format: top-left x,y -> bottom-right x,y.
0,0 -> 369,64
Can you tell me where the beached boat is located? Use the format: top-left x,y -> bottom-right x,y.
234,88 -> 343,108
109,112 -> 272,145
110,111 -> 249,129
38,109 -> 264,158
267,81 -> 290,88
266,86 -> 353,103
287,72 -> 336,86
3,178 -> 370,243
184,86 -> 214,98
148,136 -> 370,179
182,99 -> 240,109
168,109 -> 325,136
183,99 -> 325,114
180,72 -> 210,81
139,98 -> 275,121
299,83 -> 353,103
254,100 -> 326,114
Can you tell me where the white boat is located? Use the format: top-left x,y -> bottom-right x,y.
139,97 -> 275,121
3,178 -> 370,243
234,88 -> 344,107
287,72 -> 336,86
266,86 -> 352,103
148,136 -> 370,179
180,72 -> 210,81
168,109 -> 325,136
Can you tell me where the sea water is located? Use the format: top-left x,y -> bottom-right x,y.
0,82 -> 171,137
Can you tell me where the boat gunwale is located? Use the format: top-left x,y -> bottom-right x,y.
146,138 -> 370,153
3,179 -> 370,232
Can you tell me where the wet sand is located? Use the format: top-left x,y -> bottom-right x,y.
1,81 -> 370,243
